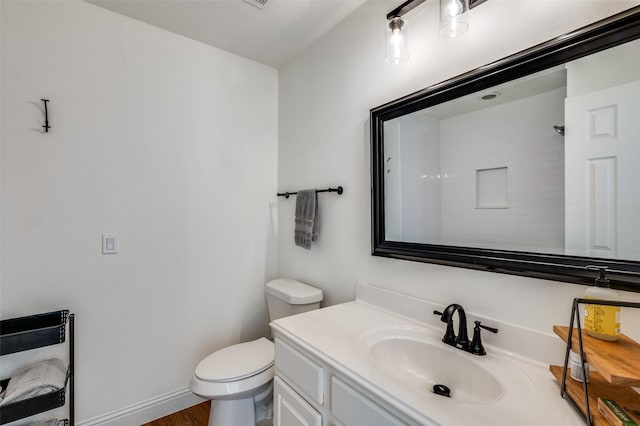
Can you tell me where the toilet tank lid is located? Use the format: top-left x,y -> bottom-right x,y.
266,278 -> 323,304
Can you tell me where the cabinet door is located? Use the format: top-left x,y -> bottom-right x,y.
275,338 -> 324,404
274,376 -> 322,426
331,377 -> 407,426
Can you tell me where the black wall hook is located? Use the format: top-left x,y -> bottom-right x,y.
41,99 -> 50,132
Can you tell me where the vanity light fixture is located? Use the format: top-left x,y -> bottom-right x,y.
386,17 -> 410,64
440,0 -> 469,38
386,0 -> 487,64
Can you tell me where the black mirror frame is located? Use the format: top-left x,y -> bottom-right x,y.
371,7 -> 640,292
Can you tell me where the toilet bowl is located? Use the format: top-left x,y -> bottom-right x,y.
190,338 -> 274,426
190,278 -> 323,426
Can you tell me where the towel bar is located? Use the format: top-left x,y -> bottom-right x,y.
277,186 -> 343,199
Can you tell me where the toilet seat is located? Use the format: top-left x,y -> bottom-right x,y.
195,337 -> 274,382
190,337 -> 275,399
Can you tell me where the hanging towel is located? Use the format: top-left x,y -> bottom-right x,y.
0,358 -> 67,406
295,189 -> 319,249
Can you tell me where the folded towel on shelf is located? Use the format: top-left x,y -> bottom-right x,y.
0,358 -> 67,406
294,189 -> 319,250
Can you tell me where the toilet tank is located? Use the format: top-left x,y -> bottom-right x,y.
266,278 -> 323,321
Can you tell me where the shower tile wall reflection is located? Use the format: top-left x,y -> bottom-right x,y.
384,79 -> 566,252
440,87 -> 566,251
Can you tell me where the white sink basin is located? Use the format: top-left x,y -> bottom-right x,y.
360,326 -> 533,404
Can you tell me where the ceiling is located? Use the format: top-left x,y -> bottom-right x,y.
414,66 -> 568,120
87,0 -> 367,68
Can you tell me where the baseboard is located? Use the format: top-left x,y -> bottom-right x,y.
78,387 -> 205,426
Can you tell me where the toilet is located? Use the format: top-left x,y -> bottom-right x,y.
190,278 -> 323,426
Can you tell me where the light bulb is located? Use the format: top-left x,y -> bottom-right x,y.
444,0 -> 463,18
390,29 -> 404,47
440,0 -> 469,38
389,30 -> 405,62
385,17 -> 409,64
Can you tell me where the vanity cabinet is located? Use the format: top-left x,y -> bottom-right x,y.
330,377 -> 406,426
274,376 -> 322,426
273,336 -> 414,426
275,338 -> 324,405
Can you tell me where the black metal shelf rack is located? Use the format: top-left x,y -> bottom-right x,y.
0,310 -> 74,425
560,298 -> 640,425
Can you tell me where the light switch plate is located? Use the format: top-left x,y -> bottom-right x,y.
102,233 -> 118,254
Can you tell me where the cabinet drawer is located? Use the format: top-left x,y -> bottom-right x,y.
331,377 -> 406,426
275,338 -> 324,404
274,376 -> 322,426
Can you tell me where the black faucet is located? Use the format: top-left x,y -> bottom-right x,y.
434,304 -> 498,356
435,304 -> 470,349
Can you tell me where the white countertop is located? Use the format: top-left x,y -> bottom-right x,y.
271,291 -> 583,426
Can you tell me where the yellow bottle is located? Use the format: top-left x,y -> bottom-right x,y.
583,267 -> 620,341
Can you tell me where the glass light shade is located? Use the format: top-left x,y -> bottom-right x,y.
439,0 -> 469,38
386,17 -> 409,65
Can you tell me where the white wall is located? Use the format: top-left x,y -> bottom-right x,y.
278,0 -> 640,338
0,0 -> 277,423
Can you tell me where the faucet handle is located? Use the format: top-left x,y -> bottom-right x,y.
469,321 -> 498,356
477,322 -> 498,334
433,310 -> 449,324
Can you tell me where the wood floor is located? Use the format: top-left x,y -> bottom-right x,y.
142,401 -> 210,426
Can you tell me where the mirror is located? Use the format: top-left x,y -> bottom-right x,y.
371,7 -> 640,291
